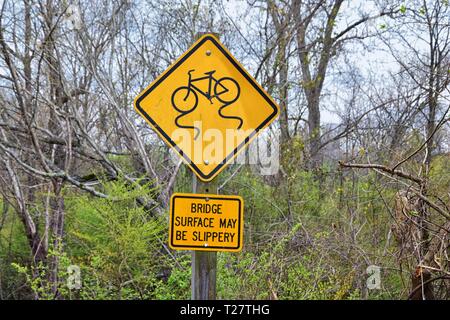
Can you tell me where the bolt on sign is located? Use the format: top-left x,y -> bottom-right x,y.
169,193 -> 244,252
134,34 -> 280,181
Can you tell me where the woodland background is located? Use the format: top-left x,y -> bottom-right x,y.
0,0 -> 449,300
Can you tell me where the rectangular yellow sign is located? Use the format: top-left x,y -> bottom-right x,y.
169,193 -> 244,252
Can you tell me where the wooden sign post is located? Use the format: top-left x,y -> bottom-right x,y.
192,177 -> 217,300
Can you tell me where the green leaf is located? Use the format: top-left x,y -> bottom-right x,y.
400,4 -> 406,14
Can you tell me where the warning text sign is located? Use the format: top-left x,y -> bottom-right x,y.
169,193 -> 243,252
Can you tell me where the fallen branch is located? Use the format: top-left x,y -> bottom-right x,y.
339,161 -> 450,220
338,161 -> 423,184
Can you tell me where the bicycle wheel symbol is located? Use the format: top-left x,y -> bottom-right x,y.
214,77 -> 240,104
171,86 -> 200,140
215,77 -> 243,129
171,86 -> 198,113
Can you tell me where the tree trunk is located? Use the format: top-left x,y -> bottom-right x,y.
295,0 -> 343,169
307,99 -> 322,169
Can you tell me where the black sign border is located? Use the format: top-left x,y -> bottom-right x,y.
135,35 -> 279,181
170,194 -> 242,250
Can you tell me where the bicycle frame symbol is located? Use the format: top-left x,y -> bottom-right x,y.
171,69 -> 242,140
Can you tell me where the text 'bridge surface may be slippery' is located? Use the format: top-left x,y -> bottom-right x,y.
134,34 -> 280,181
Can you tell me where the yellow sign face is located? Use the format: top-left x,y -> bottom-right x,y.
169,193 -> 244,252
134,34 -> 279,181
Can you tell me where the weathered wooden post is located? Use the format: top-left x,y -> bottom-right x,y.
191,177 -> 218,300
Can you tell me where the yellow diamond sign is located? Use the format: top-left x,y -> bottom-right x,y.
134,34 -> 279,181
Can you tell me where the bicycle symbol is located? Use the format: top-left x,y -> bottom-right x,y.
171,69 -> 242,140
